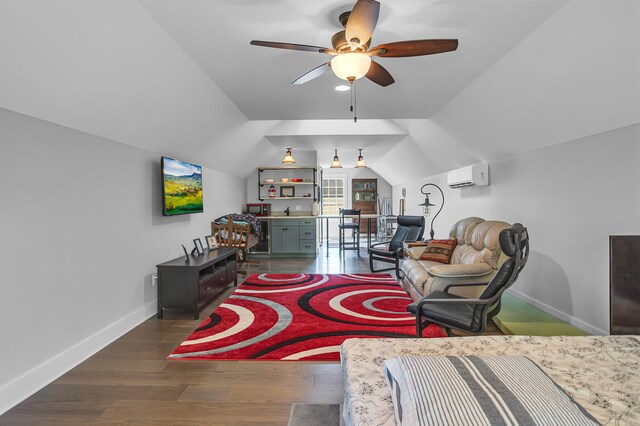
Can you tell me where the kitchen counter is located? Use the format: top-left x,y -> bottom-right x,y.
261,215 -> 318,219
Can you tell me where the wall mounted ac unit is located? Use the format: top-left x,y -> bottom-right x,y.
447,163 -> 489,188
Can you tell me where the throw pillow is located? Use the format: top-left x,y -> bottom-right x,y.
419,239 -> 457,263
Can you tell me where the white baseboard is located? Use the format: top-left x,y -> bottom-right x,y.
507,290 -> 607,336
0,300 -> 157,416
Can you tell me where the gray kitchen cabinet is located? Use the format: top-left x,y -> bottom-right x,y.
271,225 -> 299,253
269,219 -> 316,255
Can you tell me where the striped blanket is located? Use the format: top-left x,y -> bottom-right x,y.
384,355 -> 599,426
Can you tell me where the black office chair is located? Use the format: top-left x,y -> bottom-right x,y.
408,223 -> 529,337
338,208 -> 361,256
368,216 -> 425,278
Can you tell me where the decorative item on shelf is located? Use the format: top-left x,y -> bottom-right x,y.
291,178 -> 303,182
281,148 -> 295,164
264,178 -> 274,183
330,149 -> 343,168
280,177 -> 289,183
192,238 -> 205,256
205,235 -> 219,250
418,183 -> 445,240
181,244 -> 191,263
280,186 -> 295,197
354,148 -> 367,168
268,185 -> 276,198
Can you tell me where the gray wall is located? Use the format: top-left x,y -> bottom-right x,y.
394,124 -> 640,335
0,109 -> 246,413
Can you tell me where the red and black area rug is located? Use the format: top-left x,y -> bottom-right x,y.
168,273 -> 445,361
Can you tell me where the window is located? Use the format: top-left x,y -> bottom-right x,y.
322,177 -> 346,215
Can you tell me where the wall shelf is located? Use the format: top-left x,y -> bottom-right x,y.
258,166 -> 318,202
260,181 -> 314,186
264,197 -> 315,200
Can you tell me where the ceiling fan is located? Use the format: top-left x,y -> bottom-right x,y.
250,0 -> 458,87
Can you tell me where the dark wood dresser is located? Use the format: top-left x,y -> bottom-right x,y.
610,235 -> 640,334
157,247 -> 238,319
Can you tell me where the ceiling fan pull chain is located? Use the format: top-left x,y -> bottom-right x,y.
350,83 -> 354,112
354,80 -> 358,123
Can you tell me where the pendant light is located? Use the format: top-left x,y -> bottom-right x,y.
354,149 -> 367,168
281,148 -> 295,164
330,149 -> 343,168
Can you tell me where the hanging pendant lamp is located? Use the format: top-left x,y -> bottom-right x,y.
330,149 -> 343,168
354,148 -> 367,168
282,148 -> 295,164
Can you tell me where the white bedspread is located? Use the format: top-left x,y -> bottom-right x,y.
341,335 -> 640,426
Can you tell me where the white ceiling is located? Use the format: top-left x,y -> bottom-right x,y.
139,0 -> 565,120
1,0 -> 637,185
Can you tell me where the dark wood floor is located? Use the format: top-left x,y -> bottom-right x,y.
0,247 -> 501,425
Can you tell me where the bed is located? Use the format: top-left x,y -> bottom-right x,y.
341,335 -> 640,425
211,214 -> 261,262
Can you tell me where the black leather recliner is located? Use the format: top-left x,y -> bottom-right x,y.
368,215 -> 426,278
407,223 -> 529,337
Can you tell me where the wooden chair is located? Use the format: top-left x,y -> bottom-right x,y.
211,215 -> 258,264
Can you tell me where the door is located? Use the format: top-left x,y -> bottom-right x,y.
271,226 -> 286,253
283,227 -> 299,253
271,226 -> 299,253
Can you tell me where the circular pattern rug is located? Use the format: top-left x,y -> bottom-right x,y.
168,273 -> 446,361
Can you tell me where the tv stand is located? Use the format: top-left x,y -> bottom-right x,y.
156,247 -> 238,319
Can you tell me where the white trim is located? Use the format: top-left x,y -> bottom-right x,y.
0,300 -> 157,415
507,290 -> 607,336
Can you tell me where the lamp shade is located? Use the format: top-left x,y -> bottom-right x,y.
354,149 -> 367,168
330,149 -> 343,168
282,148 -> 295,164
418,195 -> 436,216
330,52 -> 371,81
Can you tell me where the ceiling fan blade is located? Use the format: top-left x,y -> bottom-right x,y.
250,40 -> 332,54
370,39 -> 458,58
345,0 -> 380,48
365,60 -> 394,87
292,63 -> 331,85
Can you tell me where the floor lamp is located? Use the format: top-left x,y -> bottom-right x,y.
418,183 -> 445,240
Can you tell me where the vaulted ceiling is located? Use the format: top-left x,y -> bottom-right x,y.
1,0 -> 638,185
139,0 -> 563,120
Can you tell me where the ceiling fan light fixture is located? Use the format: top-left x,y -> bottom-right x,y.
330,149 -> 343,168
282,148 -> 295,164
355,149 -> 367,168
330,52 -> 371,81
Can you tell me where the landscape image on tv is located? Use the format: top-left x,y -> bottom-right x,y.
161,156 -> 203,216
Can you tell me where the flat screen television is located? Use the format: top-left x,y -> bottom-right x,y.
161,156 -> 203,216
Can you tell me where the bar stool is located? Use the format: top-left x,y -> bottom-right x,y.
338,208 -> 361,256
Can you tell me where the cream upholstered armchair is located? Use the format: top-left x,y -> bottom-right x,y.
400,217 -> 511,301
